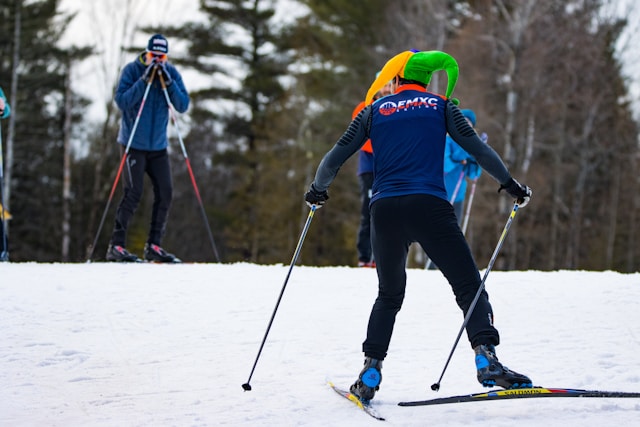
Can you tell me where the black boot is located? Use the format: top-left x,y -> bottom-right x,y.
106,244 -> 141,262
144,243 -> 182,263
474,344 -> 532,389
349,357 -> 383,402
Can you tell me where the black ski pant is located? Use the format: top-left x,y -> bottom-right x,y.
111,147 -> 172,247
362,194 -> 499,360
356,172 -> 374,263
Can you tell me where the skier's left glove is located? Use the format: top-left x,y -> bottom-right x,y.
499,177 -> 532,208
304,184 -> 329,208
159,63 -> 173,87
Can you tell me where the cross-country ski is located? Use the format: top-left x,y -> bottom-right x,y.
398,386 -> 640,407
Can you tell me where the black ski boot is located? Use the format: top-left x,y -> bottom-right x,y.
474,344 -> 532,389
106,244 -> 141,262
350,357 -> 383,402
144,243 -> 182,263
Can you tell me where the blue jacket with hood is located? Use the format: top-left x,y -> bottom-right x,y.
443,135 -> 483,203
115,54 -> 190,151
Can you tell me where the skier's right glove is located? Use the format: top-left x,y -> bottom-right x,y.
499,178 -> 532,208
304,184 -> 329,208
141,62 -> 157,83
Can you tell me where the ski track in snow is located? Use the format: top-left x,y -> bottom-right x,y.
1,263 -> 639,426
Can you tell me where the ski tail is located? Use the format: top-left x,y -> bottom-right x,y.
328,381 -> 385,421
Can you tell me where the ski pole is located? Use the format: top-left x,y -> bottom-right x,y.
158,73 -> 221,262
425,170 -> 465,269
242,204 -> 318,391
460,177 -> 478,235
449,170 -> 465,205
86,66 -> 158,262
431,202 -> 519,392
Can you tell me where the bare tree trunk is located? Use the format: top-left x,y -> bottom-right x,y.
492,0 -> 537,269
605,154 -> 620,270
565,103 -> 598,268
549,109 -> 568,270
549,142 -> 562,269
84,0 -> 144,258
62,64 -> 72,261
565,158 -> 587,268
627,150 -> 638,271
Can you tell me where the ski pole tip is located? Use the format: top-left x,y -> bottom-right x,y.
431,383 -> 440,391
242,383 -> 252,391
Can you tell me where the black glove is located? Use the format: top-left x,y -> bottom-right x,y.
159,63 -> 173,86
304,184 -> 329,208
499,177 -> 532,207
141,62 -> 157,83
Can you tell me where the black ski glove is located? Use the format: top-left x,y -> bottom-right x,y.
141,62 -> 156,83
304,184 -> 329,208
159,63 -> 173,87
499,178 -> 532,207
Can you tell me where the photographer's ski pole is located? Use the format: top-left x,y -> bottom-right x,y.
158,72 -> 220,262
460,177 -> 478,235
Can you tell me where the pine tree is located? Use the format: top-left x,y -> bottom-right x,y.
0,0 -> 91,261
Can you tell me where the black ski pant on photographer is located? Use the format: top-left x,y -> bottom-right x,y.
362,194 -> 499,360
111,147 -> 172,247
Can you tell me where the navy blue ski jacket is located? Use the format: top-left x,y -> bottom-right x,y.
311,84 -> 512,204
115,54 -> 190,151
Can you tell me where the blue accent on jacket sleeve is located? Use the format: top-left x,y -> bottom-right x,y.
0,87 -> 11,119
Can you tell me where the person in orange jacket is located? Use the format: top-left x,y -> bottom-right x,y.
353,77 -> 395,268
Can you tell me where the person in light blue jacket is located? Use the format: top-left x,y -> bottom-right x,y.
1,86 -> 11,261
107,34 -> 189,263
0,87 -> 10,119
443,108 -> 485,224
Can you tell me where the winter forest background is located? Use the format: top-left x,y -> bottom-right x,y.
1,0 -> 640,271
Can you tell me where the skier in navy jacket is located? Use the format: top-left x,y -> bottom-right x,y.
107,34 -> 189,263
305,50 -> 533,402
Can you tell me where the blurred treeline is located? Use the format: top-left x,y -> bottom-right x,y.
1,0 -> 638,271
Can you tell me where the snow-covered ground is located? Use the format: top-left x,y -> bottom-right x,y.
1,263 -> 639,426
